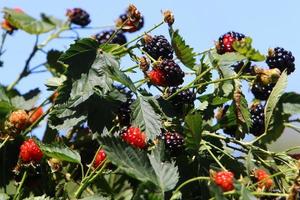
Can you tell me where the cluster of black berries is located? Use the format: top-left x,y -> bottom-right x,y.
142,35 -> 174,60
165,87 -> 196,113
66,8 -> 91,27
160,132 -> 184,156
114,87 -> 134,127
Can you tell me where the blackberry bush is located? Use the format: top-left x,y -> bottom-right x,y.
0,4 -> 298,200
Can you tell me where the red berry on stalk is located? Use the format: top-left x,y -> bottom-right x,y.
254,169 -> 273,189
19,139 -> 43,163
213,171 -> 235,192
148,69 -> 167,87
121,127 -> 147,149
216,31 -> 245,54
93,149 -> 106,168
29,107 -> 43,124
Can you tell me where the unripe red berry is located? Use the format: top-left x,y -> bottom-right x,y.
121,127 -> 147,149
19,139 -> 43,163
93,149 -> 106,168
213,171 -> 234,192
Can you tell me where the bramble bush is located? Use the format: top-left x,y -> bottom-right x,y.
0,4 -> 300,200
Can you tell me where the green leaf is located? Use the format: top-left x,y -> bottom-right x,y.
59,38 -> 98,78
10,89 -> 40,110
101,136 -> 157,184
195,55 -> 213,94
209,183 -> 228,200
170,29 -> 196,69
3,8 -> 57,34
100,52 -> 136,92
131,95 -> 162,140
0,193 -> 9,200
232,37 -> 265,61
46,50 -> 66,76
237,183 -> 256,200
133,183 -> 163,200
39,143 -> 81,163
263,71 -> 288,141
148,154 -> 179,192
0,101 -> 13,119
80,195 -> 110,200
211,51 -> 246,66
184,111 -> 202,151
100,43 -> 128,58
280,92 -> 300,115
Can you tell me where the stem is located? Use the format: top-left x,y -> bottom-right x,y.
74,160 -> 108,198
122,64 -> 139,72
166,66 -> 214,100
0,32 -> 8,57
193,47 -> 215,57
120,21 -> 164,48
203,141 -> 227,171
173,177 -> 210,195
13,171 -> 28,200
7,36 -> 39,91
0,136 -> 9,150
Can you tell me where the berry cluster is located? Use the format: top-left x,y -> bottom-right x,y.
142,35 -> 174,60
19,139 -> 43,163
267,47 -> 295,75
216,31 -> 245,54
66,8 -> 91,27
5,108 -> 43,135
254,169 -> 273,190
148,59 -> 184,87
251,82 -> 275,101
93,149 -> 106,168
116,4 -> 144,33
213,171 -> 235,192
94,30 -> 127,46
160,132 -> 184,155
115,87 -> 134,126
250,103 -> 265,136
121,126 -> 147,149
166,87 -> 195,107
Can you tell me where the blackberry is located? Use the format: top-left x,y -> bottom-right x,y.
231,61 -> 254,74
94,30 -> 127,45
161,132 -> 184,155
216,31 -> 245,54
142,35 -> 174,60
157,59 -> 184,86
115,87 -> 134,126
66,8 -> 91,27
250,103 -> 265,136
117,13 -> 144,33
166,87 -> 196,107
251,82 -> 275,100
266,47 -> 295,74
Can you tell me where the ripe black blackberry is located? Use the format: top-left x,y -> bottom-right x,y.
115,87 -> 134,126
142,35 -> 174,60
251,82 -> 275,100
66,8 -> 91,27
231,61 -> 254,74
266,47 -> 295,75
94,30 -> 127,45
216,31 -> 245,54
250,103 -> 265,136
166,87 -> 195,107
161,132 -> 184,155
156,59 -> 184,86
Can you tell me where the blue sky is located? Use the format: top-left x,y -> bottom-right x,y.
1,0 -> 299,147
